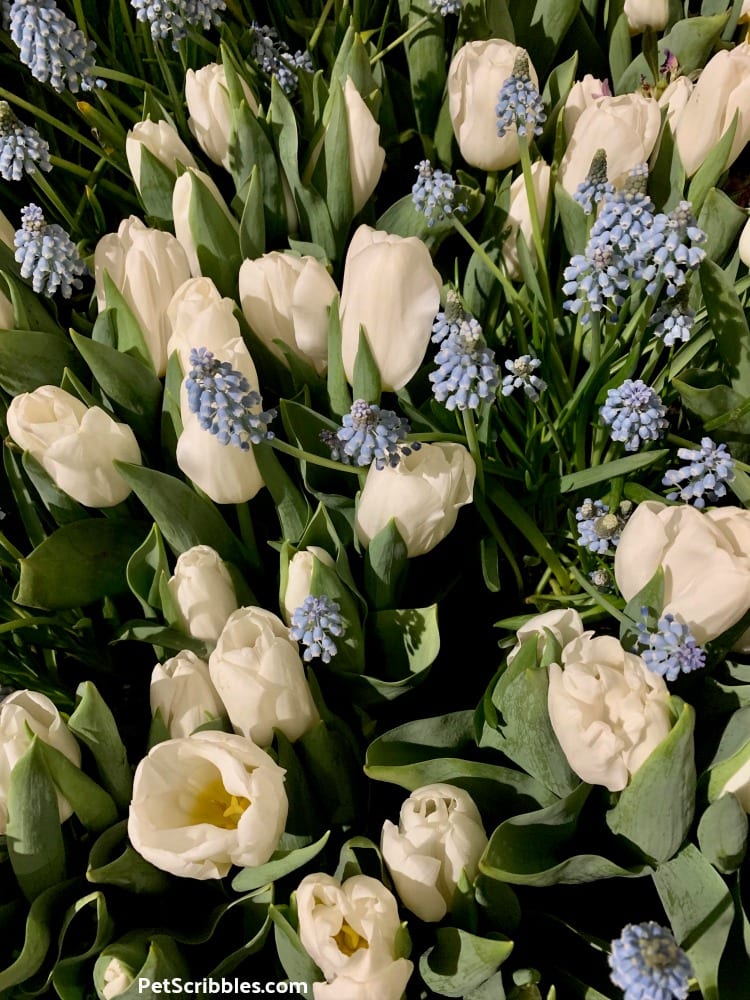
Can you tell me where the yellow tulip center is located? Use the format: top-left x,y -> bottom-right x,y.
189,777 -> 250,829
333,920 -> 369,957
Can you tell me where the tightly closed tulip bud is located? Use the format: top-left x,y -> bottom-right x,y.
281,546 -> 336,625
239,252 -> 338,374
297,873 -> 413,1000
166,544 -> 238,643
658,77 -> 694,133
0,690 -> 81,833
94,216 -> 192,375
150,650 -> 225,739
381,784 -> 487,922
614,501 -> 750,650
340,225 -> 441,391
355,442 -> 475,557
507,608 -> 586,664
186,63 -> 258,170
98,957 -> 132,999
172,168 -> 239,277
128,730 -> 288,879
6,385 -> 141,507
740,216 -> 750,266
563,75 -> 611,138
125,119 -> 197,192
623,0 -> 669,33
209,606 -> 319,746
341,77 -> 385,213
501,160 -> 551,280
94,936 -> 188,1000
558,93 -> 661,194
448,39 -> 539,171
167,277 -> 265,504
548,634 -> 672,792
674,45 -> 750,177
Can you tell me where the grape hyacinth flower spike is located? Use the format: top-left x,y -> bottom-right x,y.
600,379 -> 668,452
635,610 -> 706,682
501,355 -> 546,402
575,498 -> 632,555
429,0 -> 462,13
0,101 -> 51,181
251,22 -> 312,96
412,161 -> 465,227
6,0 -> 103,92
130,0 -> 225,47
609,922 -> 692,1000
14,204 -> 86,298
289,595 -> 345,664
496,51 -> 546,140
322,399 -> 419,469
431,313 -> 499,411
573,148 -> 614,215
663,437 -> 734,508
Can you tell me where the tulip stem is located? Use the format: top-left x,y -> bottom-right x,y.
370,14 -> 431,65
462,410 -> 485,493
518,136 -> 554,319
309,0 -> 335,50
473,493 -> 524,591
0,533 -> 24,563
268,439 -> 362,475
235,503 -> 262,572
568,564 -> 626,624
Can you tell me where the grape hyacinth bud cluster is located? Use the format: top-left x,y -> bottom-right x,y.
185,347 -> 276,450
501,355 -> 546,402
575,498 -> 631,554
6,0 -> 103,92
609,922 -> 692,1000
289,595 -> 345,664
649,290 -> 696,347
322,399 -> 419,470
632,201 -> 706,298
496,52 -> 546,139
412,161 -> 465,227
251,22 -> 312,96
14,204 -> 86,298
0,101 -> 51,181
431,309 -> 499,411
635,610 -> 706,682
600,379 -> 669,452
663,437 -> 734,508
130,0 -> 225,47
573,148 -> 614,215
429,0 -> 462,13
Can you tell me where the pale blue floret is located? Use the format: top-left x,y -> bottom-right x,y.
185,347 -> 276,450
412,161 -> 465,227
251,22 -> 312,96
662,437 -> 734,508
0,101 -> 51,181
609,921 -> 692,1000
431,318 -> 499,411
429,0 -> 462,13
324,399 -> 419,469
501,354 -> 546,402
600,379 -> 668,452
629,201 -> 706,298
7,0 -> 103,92
130,0 -> 225,46
635,610 -> 706,682
289,595 -> 344,664
573,148 -> 614,215
496,52 -> 546,139
575,498 -> 620,554
14,204 -> 86,298
650,292 -> 695,346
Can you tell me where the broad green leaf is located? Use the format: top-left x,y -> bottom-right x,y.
87,820 -> 169,893
22,451 -> 85,525
186,172 -> 242,299
555,183 -> 587,257
50,891 -> 114,1000
68,682 -> 132,810
698,187 -> 747,264
136,143 -> 176,222
619,566 -> 664,638
326,296 -> 352,418
506,0 -> 581,79
101,270 -> 153,370
420,927 -> 514,998
0,329 -> 84,395
688,112 -> 738,214
0,268 -> 62,335
0,881 -> 78,990
36,739 -> 118,831
700,258 -> 750,394
232,831 -> 330,892
270,905 -> 324,990
252,443 -> 309,543
558,450 -> 669,493
364,518 -> 408,610
126,522 -> 170,615
697,794 -> 748,873
375,186 -> 483,251
402,0 -> 446,136
321,78 -> 354,253
238,164 -> 265,260
616,13 -> 729,93
352,325 -> 382,405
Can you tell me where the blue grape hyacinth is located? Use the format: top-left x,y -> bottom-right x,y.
600,379 -> 668,452
14,204 -> 86,298
251,22 -> 312,96
323,399 -> 418,470
630,201 -> 706,298
663,437 -> 734,508
650,290 -> 696,346
501,355 -> 546,402
429,0 -> 461,12
576,498 -> 622,554
609,922 -> 692,1000
412,160 -> 464,227
185,347 -> 276,450
431,318 -> 499,411
573,148 -> 614,215
0,101 -> 51,181
635,610 -> 706,682
7,0 -> 103,92
496,51 -> 546,139
130,0 -> 225,46
289,595 -> 345,664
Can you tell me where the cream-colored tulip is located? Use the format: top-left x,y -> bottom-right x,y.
558,93 -> 661,194
167,278 -> 265,504
448,39 -> 539,171
674,44 -> 750,177
623,0 -> 669,34
186,63 -> 258,170
381,784 -> 487,922
281,546 -> 336,625
125,119 -> 197,192
128,730 -> 287,879
0,690 -> 81,833
239,252 -> 338,373
342,76 -> 385,213
172,168 -> 239,277
548,634 -> 672,792
6,385 -> 141,507
563,75 -> 611,139
297,873 -> 413,1000
166,544 -> 238,643
614,501 -> 750,649
340,225 -> 441,391
740,216 -> 750,266
507,608 -> 586,664
150,650 -> 225,739
95,216 -> 192,375
501,160 -> 551,280
355,443 -> 475,557
208,606 -> 319,746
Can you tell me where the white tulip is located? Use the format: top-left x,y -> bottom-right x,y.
558,93 -> 661,194
501,160 -> 551,280
507,608 -> 586,664
340,225 -> 441,391
186,63 -> 258,170
614,501 -> 750,650
100,958 -> 133,1000
0,690 -> 81,833
166,277 -> 265,504
281,546 -> 337,626
239,252 -> 338,373
166,544 -> 238,643
547,634 -> 672,792
448,40 -> 539,171
658,77 -> 694,134
623,0 -> 669,34
739,216 -> 750,266
342,77 -> 385,214
297,873 -> 413,1000
94,216 -> 192,375
6,385 -> 141,507
209,606 -> 319,746
150,650 -> 225,739
381,784 -> 487,922
125,119 -> 197,193
355,443 -> 475,557
128,730 -> 287,879
172,168 -> 239,277
563,75 -> 611,139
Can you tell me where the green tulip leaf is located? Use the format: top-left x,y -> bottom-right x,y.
0,880 -> 79,990
419,927 -> 514,998
238,164 -> 265,260
700,257 -> 750,396
0,329 -> 84,395
86,821 -> 171,894
187,172 -> 242,300
697,794 -> 748,873
364,518 -> 408,611
232,831 -> 330,892
136,142 -> 177,222
68,682 -> 132,810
